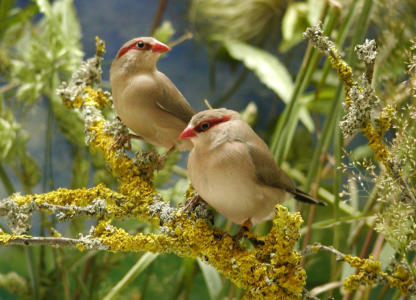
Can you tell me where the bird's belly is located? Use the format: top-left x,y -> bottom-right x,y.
190,153 -> 283,225
114,98 -> 182,149
200,175 -> 259,224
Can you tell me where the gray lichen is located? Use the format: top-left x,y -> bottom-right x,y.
0,196 -> 35,234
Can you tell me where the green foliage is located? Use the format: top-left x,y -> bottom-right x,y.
10,0 -> 82,104
189,0 -> 285,43
222,39 -> 314,132
196,258 -> 222,300
280,0 -> 326,52
153,21 -> 175,45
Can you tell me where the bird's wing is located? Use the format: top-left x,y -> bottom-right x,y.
244,131 -> 296,192
154,72 -> 195,124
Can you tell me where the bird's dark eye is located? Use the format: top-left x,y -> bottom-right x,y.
136,41 -> 145,49
200,122 -> 210,131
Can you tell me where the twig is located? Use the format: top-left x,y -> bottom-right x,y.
150,0 -> 168,35
2,236 -> 89,247
169,32 -> 193,48
302,288 -> 321,300
309,281 -> 344,297
0,163 -> 16,195
302,243 -> 346,261
204,99 -> 213,109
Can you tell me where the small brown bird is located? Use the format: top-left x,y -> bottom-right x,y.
179,108 -> 324,227
110,37 -> 195,152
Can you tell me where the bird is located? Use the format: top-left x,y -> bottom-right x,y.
179,108 -> 325,229
110,37 -> 195,156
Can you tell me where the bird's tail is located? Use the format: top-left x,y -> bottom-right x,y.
292,189 -> 326,206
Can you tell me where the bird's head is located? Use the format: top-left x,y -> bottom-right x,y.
179,108 -> 240,146
112,37 -> 170,72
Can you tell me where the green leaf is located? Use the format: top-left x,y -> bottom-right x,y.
307,0 -> 325,25
102,252 -> 158,300
350,145 -> 373,161
222,39 -> 293,102
279,2 -> 308,52
153,21 -> 175,44
0,117 -> 17,160
71,149 -> 89,188
16,148 -> 41,190
222,39 -> 313,131
379,243 -> 395,271
50,95 -> 85,147
197,258 -> 223,300
36,0 -> 53,19
159,178 -> 189,204
0,0 -> 15,21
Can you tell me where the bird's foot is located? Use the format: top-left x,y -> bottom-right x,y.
232,221 -> 265,247
184,193 -> 202,211
111,133 -> 142,150
142,146 -> 176,178
153,145 -> 176,173
232,219 -> 252,241
184,194 -> 214,224
246,234 -> 265,247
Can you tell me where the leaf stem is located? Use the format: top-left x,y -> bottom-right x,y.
0,163 -> 15,195
102,252 -> 158,300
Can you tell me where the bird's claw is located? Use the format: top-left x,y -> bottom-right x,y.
184,193 -> 203,211
232,219 -> 253,241
143,149 -> 171,178
184,194 -> 214,224
154,152 -> 168,171
111,133 -> 141,150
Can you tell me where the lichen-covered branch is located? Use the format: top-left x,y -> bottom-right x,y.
303,243 -> 416,295
303,24 -> 416,296
0,37 -> 306,299
304,24 -> 390,169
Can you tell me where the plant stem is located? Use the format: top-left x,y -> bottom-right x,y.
270,3 -> 341,164
25,247 -> 39,300
213,68 -> 249,107
43,100 -> 55,192
102,252 -> 158,300
150,0 -> 168,35
0,163 -> 15,195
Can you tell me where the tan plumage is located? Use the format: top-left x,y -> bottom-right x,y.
179,108 -> 324,225
110,37 -> 195,150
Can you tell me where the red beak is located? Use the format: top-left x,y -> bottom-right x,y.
152,42 -> 170,53
179,126 -> 196,140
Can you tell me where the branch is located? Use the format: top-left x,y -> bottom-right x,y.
303,243 -> 416,295
1,235 -> 89,248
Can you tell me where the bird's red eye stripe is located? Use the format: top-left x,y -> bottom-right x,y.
117,40 -> 151,59
194,115 -> 231,133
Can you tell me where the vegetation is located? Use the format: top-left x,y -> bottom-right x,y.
0,0 -> 415,299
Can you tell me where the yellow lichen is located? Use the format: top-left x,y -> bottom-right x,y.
345,254 -> 381,273
50,228 -> 62,238
387,266 -> 412,295
12,184 -> 119,209
0,232 -> 29,245
89,206 -> 305,299
83,86 -> 111,109
343,255 -> 413,295
362,122 -> 390,168
327,48 -> 354,104
375,104 -> 394,136
343,255 -> 381,291
0,231 -> 13,244
95,36 -> 105,57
